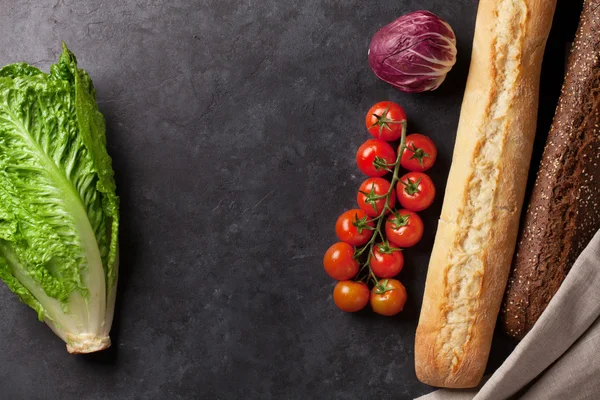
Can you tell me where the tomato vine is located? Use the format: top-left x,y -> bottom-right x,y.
354,120 -> 407,285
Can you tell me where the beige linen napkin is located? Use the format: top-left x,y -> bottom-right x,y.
416,229 -> 600,400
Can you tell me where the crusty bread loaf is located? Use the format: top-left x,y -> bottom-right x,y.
414,0 -> 557,388
502,0 -> 600,340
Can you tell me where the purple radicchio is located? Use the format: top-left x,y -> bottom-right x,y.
368,11 -> 457,93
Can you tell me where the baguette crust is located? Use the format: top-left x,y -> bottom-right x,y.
415,0 -> 556,388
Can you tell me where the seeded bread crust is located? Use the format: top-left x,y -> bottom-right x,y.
502,0 -> 600,341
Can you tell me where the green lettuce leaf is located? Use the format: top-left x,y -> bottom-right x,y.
0,43 -> 119,353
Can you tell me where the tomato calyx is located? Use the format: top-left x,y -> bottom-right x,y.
352,247 -> 361,261
372,156 -> 394,173
353,213 -> 374,234
375,241 -> 401,255
359,185 -> 387,214
373,279 -> 395,294
368,106 -> 405,138
401,176 -> 422,195
406,144 -> 430,168
389,211 -> 410,229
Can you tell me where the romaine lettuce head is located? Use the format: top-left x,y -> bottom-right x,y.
0,43 -> 119,353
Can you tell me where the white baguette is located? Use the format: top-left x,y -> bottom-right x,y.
414,0 -> 557,388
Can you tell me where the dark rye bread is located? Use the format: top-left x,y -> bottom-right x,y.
501,0 -> 600,340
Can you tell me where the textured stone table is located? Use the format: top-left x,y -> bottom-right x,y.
0,0 -> 582,398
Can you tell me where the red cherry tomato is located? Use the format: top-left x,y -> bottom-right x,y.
370,242 -> 404,278
357,177 -> 396,217
365,101 -> 407,142
385,209 -> 424,248
333,281 -> 370,312
400,134 -> 437,172
370,279 -> 407,316
396,172 -> 435,211
323,242 -> 359,280
335,209 -> 374,246
356,139 -> 396,177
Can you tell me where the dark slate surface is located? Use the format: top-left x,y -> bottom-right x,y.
0,0 -> 583,399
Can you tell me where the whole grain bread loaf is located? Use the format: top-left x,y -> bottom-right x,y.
502,0 -> 600,340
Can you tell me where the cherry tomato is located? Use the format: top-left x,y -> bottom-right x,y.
385,209 -> 424,248
323,242 -> 359,280
396,172 -> 435,211
357,177 -> 396,217
333,281 -> 370,312
365,101 -> 407,142
356,139 -> 396,177
370,242 -> 404,278
335,209 -> 374,246
370,279 -> 407,316
401,134 -> 437,172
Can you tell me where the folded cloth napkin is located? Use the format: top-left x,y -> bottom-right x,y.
416,229 -> 600,400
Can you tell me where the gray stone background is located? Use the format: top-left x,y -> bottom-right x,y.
0,0 -> 583,399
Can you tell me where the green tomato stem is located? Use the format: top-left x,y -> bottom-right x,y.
356,120 -> 407,285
